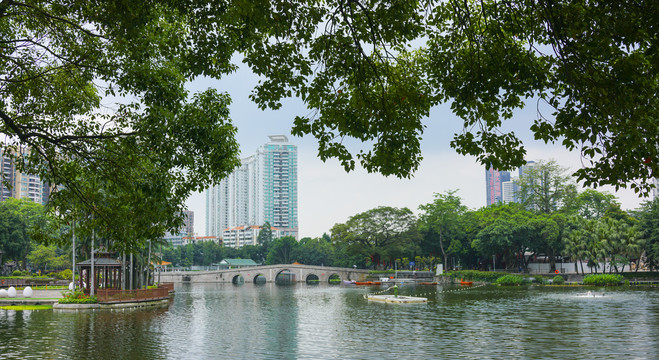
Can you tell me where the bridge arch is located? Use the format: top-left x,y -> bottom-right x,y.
328,273 -> 341,285
253,274 -> 267,284
305,274 -> 319,285
275,269 -> 297,285
232,274 -> 244,285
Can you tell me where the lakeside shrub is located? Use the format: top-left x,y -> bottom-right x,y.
583,274 -> 623,286
11,270 -> 26,276
552,275 -> 565,285
368,269 -> 396,274
58,269 -> 72,280
495,274 -> 524,286
534,276 -> 547,284
621,272 -> 659,280
58,290 -> 97,304
444,270 -> 508,283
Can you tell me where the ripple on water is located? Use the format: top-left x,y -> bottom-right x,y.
1,285 -> 658,359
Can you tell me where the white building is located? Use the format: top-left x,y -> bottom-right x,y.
222,225 -> 284,248
0,147 -> 50,205
501,180 -> 517,204
206,135 -> 298,246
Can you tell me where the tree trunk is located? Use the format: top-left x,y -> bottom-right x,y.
547,247 -> 556,272
438,232 -> 447,270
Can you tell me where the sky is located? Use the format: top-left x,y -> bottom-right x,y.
184,63 -> 648,239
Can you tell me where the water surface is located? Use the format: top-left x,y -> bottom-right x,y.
1,284 -> 657,359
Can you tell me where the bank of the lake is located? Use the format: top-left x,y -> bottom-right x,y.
1,283 -> 657,359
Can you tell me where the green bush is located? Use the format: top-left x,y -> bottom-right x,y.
552,275 -> 565,285
58,290 -> 98,304
57,269 -> 72,280
11,270 -> 25,276
495,274 -> 524,286
368,269 -> 396,274
583,274 -> 623,286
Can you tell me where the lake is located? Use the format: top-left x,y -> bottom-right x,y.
1,283 -> 657,359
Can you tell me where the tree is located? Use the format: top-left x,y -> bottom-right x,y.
247,1 -> 655,193
296,236 -> 335,266
266,236 -> 299,265
0,198 -> 52,269
527,214 -> 561,272
516,160 -> 576,214
635,198 -> 659,270
471,204 -> 535,271
418,190 -> 468,267
567,189 -> 619,220
257,222 -> 273,246
331,206 -> 418,269
2,1 -> 241,249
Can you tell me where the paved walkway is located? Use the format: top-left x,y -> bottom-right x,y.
30,289 -> 64,298
0,289 -> 63,303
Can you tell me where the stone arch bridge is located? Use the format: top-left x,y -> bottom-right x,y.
158,264 -> 370,285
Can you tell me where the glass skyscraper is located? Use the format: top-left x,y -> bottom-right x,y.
485,167 -> 510,206
206,135 -> 298,242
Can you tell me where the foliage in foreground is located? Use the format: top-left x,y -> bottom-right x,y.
58,291 -> 97,304
583,274 -> 624,286
495,275 -> 524,286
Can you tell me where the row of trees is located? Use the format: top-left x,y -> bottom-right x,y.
154,162 -> 659,274
329,161 -> 659,273
2,161 -> 658,275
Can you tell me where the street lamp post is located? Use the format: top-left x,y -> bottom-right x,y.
72,220 -> 76,291
90,224 -> 95,297
493,255 -> 496,272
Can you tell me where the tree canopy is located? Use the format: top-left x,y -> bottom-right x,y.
1,1 -> 655,250
331,206 -> 418,268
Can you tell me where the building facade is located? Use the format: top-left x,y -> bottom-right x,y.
183,210 -> 195,237
206,135 -> 298,246
221,225 -> 284,248
485,167 -> 510,206
487,161 -> 540,206
0,148 -> 49,205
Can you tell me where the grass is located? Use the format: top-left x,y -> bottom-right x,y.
13,286 -> 68,290
0,305 -> 52,311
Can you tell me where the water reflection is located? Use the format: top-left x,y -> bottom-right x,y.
0,285 -> 657,359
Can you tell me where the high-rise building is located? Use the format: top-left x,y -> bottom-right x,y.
183,210 -> 194,237
487,161 -> 541,206
206,135 -> 298,246
485,167 -> 510,206
0,148 -> 49,205
501,180 -> 518,204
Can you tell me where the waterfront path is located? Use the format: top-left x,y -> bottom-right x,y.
0,289 -> 63,306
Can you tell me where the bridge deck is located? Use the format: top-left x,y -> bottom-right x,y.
158,264 -> 371,284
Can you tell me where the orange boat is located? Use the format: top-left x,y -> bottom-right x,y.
460,279 -> 473,286
355,281 -> 372,285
